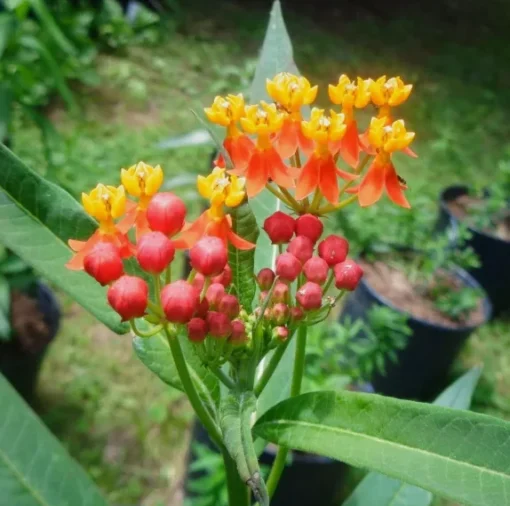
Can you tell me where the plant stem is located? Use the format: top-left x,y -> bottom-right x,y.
317,194 -> 358,215
153,274 -> 162,306
129,320 -> 163,338
278,185 -> 301,211
210,366 -> 236,390
310,188 -> 323,212
265,183 -> 296,210
323,271 -> 335,294
254,339 -> 290,396
266,325 -> 307,497
163,326 -> 223,447
164,265 -> 171,285
223,448 -> 250,506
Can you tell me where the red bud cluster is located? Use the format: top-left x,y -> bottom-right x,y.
84,242 -> 124,286
147,192 -> 186,236
190,236 -> 228,276
136,231 -> 175,274
334,259 -> 364,291
161,280 -> 200,323
318,235 -> 349,267
287,236 -> 314,264
263,211 -> 296,244
107,275 -> 148,321
295,214 -> 323,244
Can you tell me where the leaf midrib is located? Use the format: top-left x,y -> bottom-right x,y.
256,418 -> 510,481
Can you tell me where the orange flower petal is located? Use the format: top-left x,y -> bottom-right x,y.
275,119 -> 299,159
358,130 -> 376,155
173,211 -> 209,249
385,163 -> 411,208
339,121 -> 360,169
297,128 -> 314,155
65,231 -> 101,270
295,155 -> 320,200
403,146 -> 418,158
319,157 -> 340,204
227,228 -> 256,250
358,160 -> 386,207
336,166 -> 358,181
135,210 -> 151,243
266,148 -> 295,189
117,205 -> 138,234
68,239 -> 87,252
225,135 -> 255,171
245,151 -> 269,198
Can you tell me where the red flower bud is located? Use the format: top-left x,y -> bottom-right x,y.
147,192 -> 186,236
230,320 -> 248,345
212,264 -> 232,287
271,303 -> 289,325
263,211 -> 296,244
161,280 -> 199,323
273,326 -> 289,341
187,317 -> 208,343
205,283 -> 226,310
296,282 -> 323,310
275,253 -> 302,282
190,236 -> 228,276
206,311 -> 232,339
295,214 -> 324,244
303,257 -> 329,285
218,294 -> 240,320
272,282 -> 289,303
318,235 -> 349,267
257,268 -> 276,291
290,306 -> 304,323
107,275 -> 148,320
84,242 -> 124,286
195,297 -> 209,318
334,259 -> 364,291
287,236 -> 314,264
191,273 -> 206,292
136,231 -> 175,274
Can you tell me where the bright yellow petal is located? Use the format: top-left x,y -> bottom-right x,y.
197,175 -> 212,199
145,164 -> 164,196
111,186 -> 126,219
225,191 -> 245,208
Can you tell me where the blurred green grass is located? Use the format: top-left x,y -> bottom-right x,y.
12,1 -> 510,504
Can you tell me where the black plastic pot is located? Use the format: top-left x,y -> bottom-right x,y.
340,267 -> 491,401
0,283 -> 60,403
438,185 -> 510,316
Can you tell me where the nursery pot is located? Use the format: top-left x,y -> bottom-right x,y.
185,422 -> 347,506
340,267 -> 491,401
437,185 -> 510,316
0,282 -> 60,403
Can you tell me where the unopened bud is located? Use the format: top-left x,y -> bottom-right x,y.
275,253 -> 301,282
296,282 -> 323,310
287,236 -> 314,264
136,231 -> 175,274
230,320 -> 248,345
334,259 -> 364,291
205,283 -> 226,310
84,241 -> 124,286
271,303 -> 289,325
195,297 -> 209,318
263,211 -> 296,244
190,236 -> 228,276
147,192 -> 186,236
161,280 -> 199,323
218,294 -> 240,320
107,275 -> 148,321
206,311 -> 232,339
303,257 -> 329,285
257,268 -> 276,291
273,326 -> 289,341
212,264 -> 232,287
187,317 -> 208,343
318,235 -> 349,267
290,306 -> 304,323
191,273 -> 205,292
272,282 -> 289,303
295,214 -> 324,244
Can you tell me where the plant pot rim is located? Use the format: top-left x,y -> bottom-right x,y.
439,184 -> 510,245
356,259 -> 492,332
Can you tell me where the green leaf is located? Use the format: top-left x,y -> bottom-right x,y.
249,0 -> 299,418
0,13 -> 15,58
0,374 -> 110,506
254,390 -> 510,506
228,202 -> 259,311
133,327 -> 220,414
0,144 -> 127,333
0,277 -> 10,340
0,84 -> 12,142
342,367 -> 483,506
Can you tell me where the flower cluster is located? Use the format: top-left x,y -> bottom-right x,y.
206,73 -> 415,210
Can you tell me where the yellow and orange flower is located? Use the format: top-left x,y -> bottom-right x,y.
235,101 -> 295,197
174,168 -> 254,250
328,75 -> 372,168
67,184 -> 133,270
118,162 -> 164,241
358,118 -> 415,208
205,94 -> 254,170
295,108 -> 356,204
266,72 -> 317,159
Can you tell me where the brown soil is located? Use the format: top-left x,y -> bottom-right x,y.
446,195 -> 510,241
10,291 -> 50,353
360,260 -> 486,328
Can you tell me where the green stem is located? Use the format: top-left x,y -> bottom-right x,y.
265,183 -> 295,209
223,448 -> 250,506
129,320 -> 163,338
254,339 -> 290,397
323,271 -> 335,294
153,274 -> 162,307
210,366 -> 236,390
164,265 -> 171,285
163,326 -> 223,447
266,325 -> 307,497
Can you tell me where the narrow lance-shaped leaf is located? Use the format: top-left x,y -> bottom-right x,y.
342,367 -> 483,506
0,144 -> 127,333
0,374 -> 110,506
254,389 -> 510,506
228,202 -> 259,311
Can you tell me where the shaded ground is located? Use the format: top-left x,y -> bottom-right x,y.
11,1 -> 510,504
